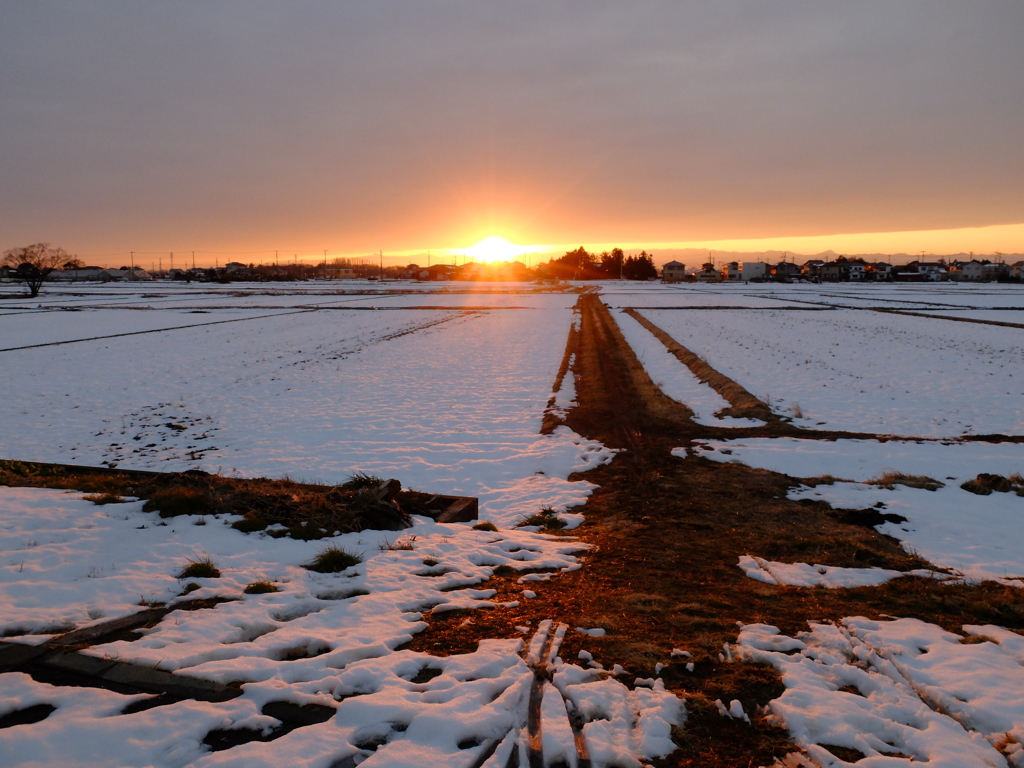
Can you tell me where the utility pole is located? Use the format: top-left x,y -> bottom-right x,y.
170,252 -> 174,273
380,249 -> 384,281
192,251 -> 195,270
129,251 -> 134,281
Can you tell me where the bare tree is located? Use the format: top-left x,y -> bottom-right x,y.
2,243 -> 71,298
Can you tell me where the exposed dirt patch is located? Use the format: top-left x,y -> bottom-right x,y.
0,461 -> 474,538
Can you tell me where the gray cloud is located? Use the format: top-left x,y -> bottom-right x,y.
1,1 -> 1022,257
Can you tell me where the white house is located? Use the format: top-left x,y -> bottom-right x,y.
661,260 -> 687,282
740,262 -> 768,281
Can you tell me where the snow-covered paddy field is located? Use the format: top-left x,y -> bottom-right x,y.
1,283 -> 610,526
3,279 -> 1024,766
1,282 -> 680,768
627,304 -> 1024,436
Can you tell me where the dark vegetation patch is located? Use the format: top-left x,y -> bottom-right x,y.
870,472 -> 944,491
0,461 -> 473,539
961,472 -> 1024,496
517,507 -> 567,530
244,581 -> 280,594
0,703 -> 56,729
203,701 -> 336,751
83,493 -> 129,505
305,545 -> 362,573
177,557 -> 220,579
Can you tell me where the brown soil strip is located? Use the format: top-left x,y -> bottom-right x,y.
0,460 -> 477,538
621,307 -> 777,423
617,305 -> 835,311
876,307 -> 1024,330
541,310 -> 581,435
409,293 -> 1024,767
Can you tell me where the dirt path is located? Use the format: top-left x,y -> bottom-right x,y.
415,293 -> 1024,766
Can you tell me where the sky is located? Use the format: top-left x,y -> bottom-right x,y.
2,1 -> 1023,267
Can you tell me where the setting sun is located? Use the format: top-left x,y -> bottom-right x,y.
463,236 -> 538,263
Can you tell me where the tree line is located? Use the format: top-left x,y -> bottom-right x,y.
541,247 -> 658,280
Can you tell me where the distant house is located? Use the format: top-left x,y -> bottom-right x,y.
983,262 -> 1009,281
801,260 -> 825,279
771,262 -> 802,281
661,260 -> 687,282
951,261 -> 986,281
740,262 -> 768,281
870,262 -> 893,281
819,262 -> 849,282
324,267 -> 355,279
417,265 -> 456,281
1010,261 -> 1024,280
695,262 -> 721,283
896,261 -> 947,282
100,267 -> 153,282
721,261 -> 741,281
49,265 -> 107,282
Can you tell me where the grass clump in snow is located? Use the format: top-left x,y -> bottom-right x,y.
800,475 -> 852,486
339,472 -> 385,491
382,537 -> 416,551
961,472 -> 1024,496
144,487 -> 219,518
231,515 -> 269,533
472,521 -> 498,532
517,507 -> 567,530
244,580 -> 280,594
177,557 -> 220,579
869,472 -> 944,492
305,545 -> 362,573
84,493 -> 128,505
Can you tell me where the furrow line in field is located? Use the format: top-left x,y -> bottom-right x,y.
620,307 -> 777,423
0,308 -> 317,352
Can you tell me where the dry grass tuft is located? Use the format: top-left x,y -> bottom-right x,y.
305,545 -> 362,573
83,493 -> 128,505
177,557 -> 220,579
961,472 -> 1024,496
244,581 -> 280,594
517,507 -> 567,530
144,487 -> 219,517
870,472 -> 944,491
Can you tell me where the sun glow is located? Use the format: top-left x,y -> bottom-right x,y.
463,236 -> 539,263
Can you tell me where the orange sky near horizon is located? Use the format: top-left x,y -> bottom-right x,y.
67,221 -> 1024,270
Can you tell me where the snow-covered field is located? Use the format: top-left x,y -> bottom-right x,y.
613,309 -> 763,427
0,283 -> 611,526
0,281 -> 686,768
4,279 -> 1024,766
739,618 -> 1024,767
629,306 -> 1024,436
